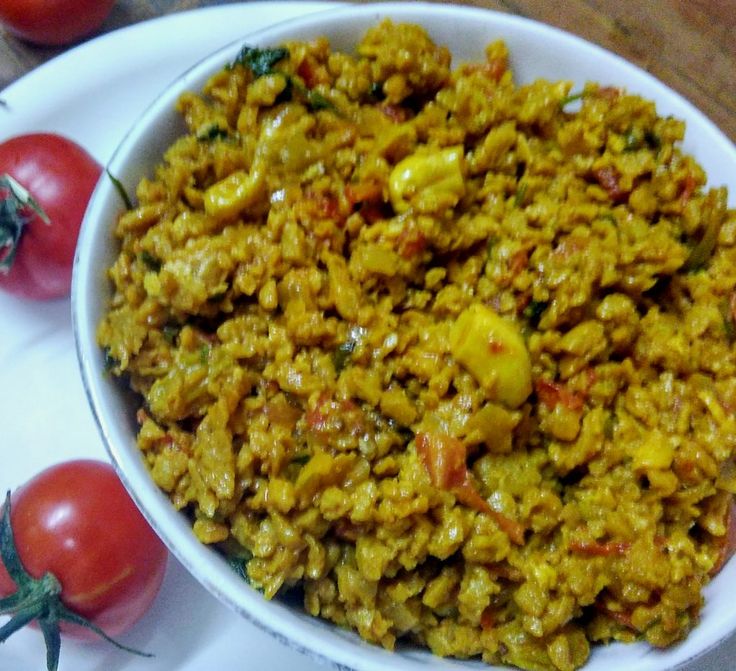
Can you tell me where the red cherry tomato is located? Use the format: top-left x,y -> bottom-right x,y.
0,133 -> 101,300
0,0 -> 116,46
0,460 -> 168,640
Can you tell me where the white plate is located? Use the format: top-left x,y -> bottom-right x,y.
0,4 -> 338,671
1,3 -> 735,671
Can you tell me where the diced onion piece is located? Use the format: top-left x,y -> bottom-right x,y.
450,304 -> 532,408
389,145 -> 465,213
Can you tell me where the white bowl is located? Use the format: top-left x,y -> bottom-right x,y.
72,3 -> 736,670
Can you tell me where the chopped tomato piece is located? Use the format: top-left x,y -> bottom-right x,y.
334,519 -> 362,542
416,431 -> 467,490
345,180 -> 383,206
304,392 -> 334,432
516,294 -> 531,314
264,396 -> 302,428
583,367 -> 598,392
305,393 -> 364,437
680,173 -> 697,206
593,166 -> 629,203
595,86 -> 622,102
673,457 -> 701,484
596,602 -> 634,629
346,180 -> 389,223
487,56 -> 507,82
397,228 -> 427,258
299,188 -> 342,222
480,607 -> 495,631
488,507 -> 525,545
459,58 -> 507,83
416,431 -> 525,544
509,248 -> 528,275
379,104 -> 410,123
315,193 -> 341,219
297,58 -> 319,89
304,406 -> 328,433
535,379 -> 585,411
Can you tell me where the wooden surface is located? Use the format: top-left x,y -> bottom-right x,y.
1,0 -> 734,143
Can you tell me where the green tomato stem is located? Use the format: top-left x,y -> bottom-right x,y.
0,491 -> 154,670
0,174 -> 50,273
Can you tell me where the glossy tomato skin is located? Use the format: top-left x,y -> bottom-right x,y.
0,0 -> 116,46
0,460 -> 168,639
0,134 -> 101,300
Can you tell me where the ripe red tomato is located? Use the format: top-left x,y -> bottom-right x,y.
0,0 -> 116,46
0,460 -> 168,641
0,133 -> 101,300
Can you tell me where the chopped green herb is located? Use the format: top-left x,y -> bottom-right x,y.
106,169 -> 133,210
220,538 -> 254,584
196,125 -> 229,142
720,297 -> 736,342
514,182 -> 528,207
603,412 -> 618,440
598,212 -> 617,226
272,72 -> 294,106
291,452 -> 311,466
485,235 -> 499,262
289,78 -> 336,112
231,45 -> 289,77
623,128 -> 641,152
682,255 -> 708,275
369,81 -> 385,101
227,555 -> 250,582
523,300 -> 548,327
162,323 -> 180,344
306,89 -> 335,111
559,91 -> 585,109
644,130 -> 661,150
199,345 -> 210,365
207,291 -> 228,303
333,339 -> 357,373
230,43 -> 337,113
392,423 -> 415,443
683,196 -> 722,273
1,174 -> 48,272
139,250 -> 161,272
102,347 -> 119,372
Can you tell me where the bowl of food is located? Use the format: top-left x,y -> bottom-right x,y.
72,3 -> 736,670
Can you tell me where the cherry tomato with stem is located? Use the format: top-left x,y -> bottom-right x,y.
0,460 -> 169,670
0,133 -> 101,300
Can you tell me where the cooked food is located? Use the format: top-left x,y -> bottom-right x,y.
98,19 -> 736,671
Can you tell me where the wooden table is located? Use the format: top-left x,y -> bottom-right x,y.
1,0 -> 734,144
